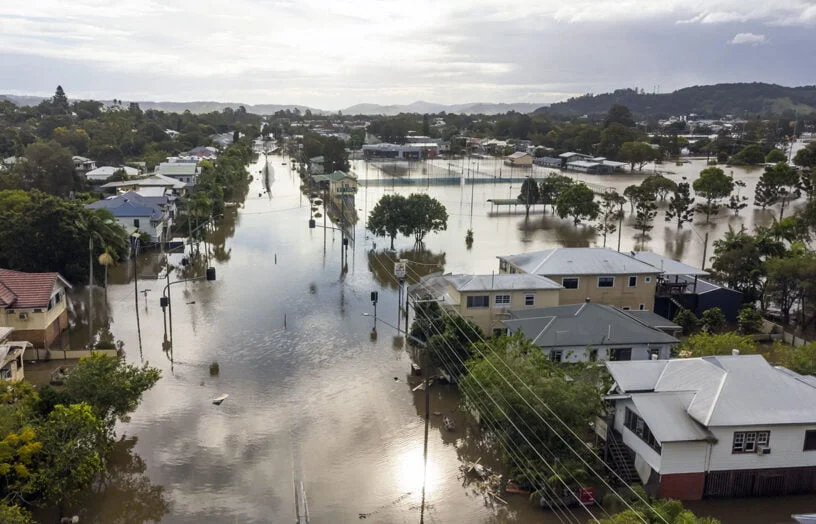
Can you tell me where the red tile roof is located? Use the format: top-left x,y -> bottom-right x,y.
0,269 -> 72,309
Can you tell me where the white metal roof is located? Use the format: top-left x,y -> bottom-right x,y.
630,392 -> 713,442
445,273 -> 561,292
499,248 -> 662,276
631,251 -> 709,277
606,355 -> 816,428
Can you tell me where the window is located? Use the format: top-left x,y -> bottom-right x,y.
499,260 -> 508,272
33,308 -> 43,313
54,292 -> 62,304
639,304 -> 646,311
804,430 -> 816,451
562,277 -> 579,289
628,276 -> 638,287
133,219 -> 140,228
598,276 -> 615,288
466,295 -> 489,309
645,277 -> 652,284
610,348 -> 632,361
649,348 -> 661,360
622,306 -> 631,311
47,299 -> 53,311
624,407 -> 662,453
6,309 -> 14,314
589,349 -> 598,361
494,294 -> 511,307
550,350 -> 563,362
732,431 -> 770,453
492,328 -> 508,338
524,293 -> 535,307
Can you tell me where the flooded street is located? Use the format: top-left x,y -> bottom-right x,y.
48,153 -> 815,523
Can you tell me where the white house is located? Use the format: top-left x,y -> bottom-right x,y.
85,165 -> 140,182
602,355 -> 816,500
503,302 -> 678,362
72,156 -> 97,175
86,191 -> 172,242
156,162 -> 200,187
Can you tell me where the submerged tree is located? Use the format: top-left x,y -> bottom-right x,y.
754,162 -> 801,219
401,193 -> 448,244
665,177 -> 695,229
641,174 -> 677,202
367,194 -> 407,250
556,183 -> 600,225
727,179 -> 749,216
596,191 -> 625,248
539,174 -> 573,214
518,176 -> 541,218
693,167 -> 734,223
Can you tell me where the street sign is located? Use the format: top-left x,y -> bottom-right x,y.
394,261 -> 406,279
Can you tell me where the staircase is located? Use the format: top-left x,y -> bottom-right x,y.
605,430 -> 639,484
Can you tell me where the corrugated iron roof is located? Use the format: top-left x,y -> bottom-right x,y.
499,247 -> 661,276
607,355 -> 816,428
503,303 -> 678,348
630,392 -> 713,442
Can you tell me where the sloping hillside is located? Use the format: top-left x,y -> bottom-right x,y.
537,83 -> 816,118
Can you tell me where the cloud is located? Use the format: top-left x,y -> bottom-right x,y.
729,32 -> 769,45
0,0 -> 811,107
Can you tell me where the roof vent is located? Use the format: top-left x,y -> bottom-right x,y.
585,297 -> 590,303
732,349 -> 740,356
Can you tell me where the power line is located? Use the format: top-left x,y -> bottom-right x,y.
368,254 -> 597,522
401,263 -> 661,523
406,295 -> 603,523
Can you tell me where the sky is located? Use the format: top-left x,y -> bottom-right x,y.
0,0 -> 814,110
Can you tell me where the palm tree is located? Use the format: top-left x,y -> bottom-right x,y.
76,209 -> 127,347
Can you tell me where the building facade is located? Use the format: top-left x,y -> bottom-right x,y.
603,356 -> 816,500
0,270 -> 72,347
498,248 -> 661,311
409,273 -> 561,336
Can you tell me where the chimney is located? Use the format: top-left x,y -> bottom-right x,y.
731,349 -> 740,356
585,297 -> 590,303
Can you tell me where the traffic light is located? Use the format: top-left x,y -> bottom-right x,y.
206,267 -> 216,281
370,291 -> 378,304
309,219 -> 316,229
160,296 -> 169,308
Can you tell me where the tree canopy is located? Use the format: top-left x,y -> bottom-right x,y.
556,183 -> 600,225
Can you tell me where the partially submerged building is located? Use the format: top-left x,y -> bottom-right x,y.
603,355 -> 816,500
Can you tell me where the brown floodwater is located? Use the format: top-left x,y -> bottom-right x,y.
36,153 -> 815,523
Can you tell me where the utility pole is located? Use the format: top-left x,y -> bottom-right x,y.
88,236 -> 93,348
701,231 -> 709,271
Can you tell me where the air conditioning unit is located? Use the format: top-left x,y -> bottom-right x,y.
18,312 -> 28,320
757,445 -> 771,455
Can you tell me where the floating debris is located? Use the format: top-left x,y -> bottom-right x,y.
212,393 -> 229,405
209,362 -> 220,376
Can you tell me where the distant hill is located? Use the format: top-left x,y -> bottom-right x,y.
537,83 -> 816,118
342,101 -> 545,115
0,94 -> 317,115
0,94 -> 543,116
